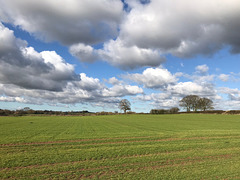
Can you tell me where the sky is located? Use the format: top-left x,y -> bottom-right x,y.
1,0 -> 240,113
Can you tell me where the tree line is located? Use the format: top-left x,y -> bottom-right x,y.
0,108 -> 93,116
150,107 -> 180,114
0,95 -> 219,116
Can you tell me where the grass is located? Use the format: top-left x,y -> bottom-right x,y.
1,114 -> 240,179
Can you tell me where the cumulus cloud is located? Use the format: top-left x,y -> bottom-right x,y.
136,93 -> 171,102
2,0 -> 240,112
135,93 -> 180,109
194,75 -> 216,84
0,96 -> 28,103
0,78 -> 143,106
0,23 -> 79,91
166,82 -> 217,98
219,87 -> 240,96
134,81 -> 219,110
0,22 -> 144,107
124,66 -> 217,99
195,64 -> 209,74
215,100 -> 240,110
2,0 -> 240,70
125,67 -> 178,89
120,0 -> 240,58
217,73 -> 240,83
108,77 -> 122,85
180,64 -> 214,84
76,73 -> 103,91
99,38 -> 165,69
71,38 -> 165,69
129,65 -> 221,110
0,0 -> 123,45
70,0 -> 240,69
69,43 -> 99,63
219,74 -> 230,82
0,71 -> 143,107
214,87 -> 240,110
102,84 -> 143,97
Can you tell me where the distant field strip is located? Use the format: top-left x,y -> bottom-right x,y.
1,114 -> 240,179
2,135 -> 240,147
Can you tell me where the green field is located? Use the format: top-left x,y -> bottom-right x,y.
1,114 -> 240,179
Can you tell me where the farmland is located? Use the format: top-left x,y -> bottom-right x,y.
1,114 -> 240,179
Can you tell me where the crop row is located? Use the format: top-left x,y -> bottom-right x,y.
1,135 -> 240,179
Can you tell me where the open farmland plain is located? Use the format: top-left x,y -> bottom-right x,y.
1,114 -> 240,179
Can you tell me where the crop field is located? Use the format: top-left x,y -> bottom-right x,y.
1,114 -> 240,179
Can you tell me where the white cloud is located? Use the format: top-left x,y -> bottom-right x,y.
125,67 -> 178,89
71,38 -> 165,69
0,73 -> 143,107
0,0 -> 123,45
135,93 -> 179,109
0,96 -> 27,103
0,23 -> 79,91
108,77 -> 122,85
189,74 -> 215,84
0,23 -> 144,107
214,87 -> 240,110
69,43 -> 98,62
1,0 -> 240,70
134,80 -> 220,110
219,87 -> 240,96
99,38 -> 165,69
129,64 -> 221,109
195,64 -> 209,74
217,73 -> 240,83
102,84 -> 143,97
120,0 -> 240,58
77,73 -> 103,91
215,100 -> 240,110
2,0 -> 240,112
219,74 -> 230,82
181,64 -> 214,84
166,81 -> 216,98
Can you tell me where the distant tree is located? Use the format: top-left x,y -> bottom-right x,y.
150,109 -> 158,114
169,107 -> 180,114
179,95 -> 200,112
119,99 -> 131,114
198,97 -> 214,111
150,109 -> 169,114
23,107 -> 31,111
180,95 -> 214,112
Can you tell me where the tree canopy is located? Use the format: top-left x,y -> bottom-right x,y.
119,99 -> 131,114
179,95 -> 213,112
197,97 -> 214,111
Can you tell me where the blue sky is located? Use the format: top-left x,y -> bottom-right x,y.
1,0 -> 240,112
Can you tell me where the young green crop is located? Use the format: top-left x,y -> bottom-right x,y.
1,114 -> 240,179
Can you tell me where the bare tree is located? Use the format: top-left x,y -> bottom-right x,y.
198,97 -> 214,111
179,95 -> 200,112
119,99 -> 131,114
180,95 -> 214,112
